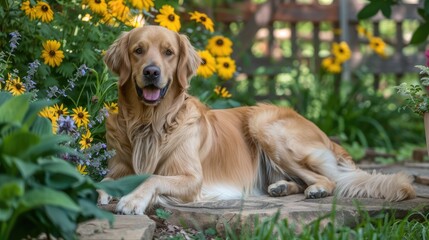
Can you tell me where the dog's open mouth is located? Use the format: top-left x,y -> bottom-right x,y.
136,81 -> 169,104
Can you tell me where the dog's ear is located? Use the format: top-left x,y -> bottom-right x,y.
176,33 -> 200,91
104,31 -> 131,86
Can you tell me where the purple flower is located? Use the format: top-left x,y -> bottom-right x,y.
9,31 -> 21,52
58,115 -> 76,134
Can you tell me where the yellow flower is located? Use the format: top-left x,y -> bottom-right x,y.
104,102 -> 118,114
71,106 -> 90,128
216,57 -> 236,80
189,11 -> 214,32
197,50 -> 216,78
53,103 -> 69,116
155,5 -> 181,32
322,57 -> 342,74
79,130 -> 93,150
6,74 -> 26,96
214,86 -> 232,98
108,0 -> 130,22
21,1 -> 37,20
87,0 -> 107,15
356,25 -> 372,38
76,164 -> 88,175
369,37 -> 387,58
331,41 -> 351,63
207,36 -> 233,57
41,40 -> 64,67
130,0 -> 154,11
39,106 -> 59,134
35,1 -> 54,23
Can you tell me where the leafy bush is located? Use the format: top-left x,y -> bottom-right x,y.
0,92 -> 148,240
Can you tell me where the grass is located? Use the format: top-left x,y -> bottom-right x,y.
157,203 -> 429,240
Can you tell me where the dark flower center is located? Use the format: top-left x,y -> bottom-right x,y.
16,83 -> 22,90
223,63 -> 229,68
57,110 -> 63,115
49,50 -> 56,57
42,5 -> 49,12
95,0 -> 101,3
86,138 -> 91,144
200,16 -> 206,22
216,39 -> 224,46
201,58 -> 207,65
168,14 -> 175,21
78,113 -> 84,118
339,48 -> 344,53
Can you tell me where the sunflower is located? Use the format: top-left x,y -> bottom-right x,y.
197,50 -> 216,78
104,102 -> 118,114
35,1 -> 54,23
76,164 -> 88,175
53,103 -> 69,116
322,57 -> 341,74
41,40 -> 64,67
6,74 -> 26,96
21,1 -> 37,20
214,86 -> 232,98
130,0 -> 154,11
207,36 -> 233,57
155,5 -> 181,32
189,11 -> 214,32
39,106 -> 59,134
356,25 -> 372,38
108,0 -> 130,22
216,57 -> 236,80
79,129 -> 93,150
331,41 -> 351,63
71,106 -> 90,128
87,0 -> 107,15
369,37 -> 387,58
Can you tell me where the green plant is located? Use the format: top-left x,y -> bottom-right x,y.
0,92 -> 148,240
396,65 -> 429,116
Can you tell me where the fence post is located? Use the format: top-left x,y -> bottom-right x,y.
339,0 -> 350,81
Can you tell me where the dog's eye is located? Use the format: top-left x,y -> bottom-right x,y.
135,48 -> 143,54
165,49 -> 173,56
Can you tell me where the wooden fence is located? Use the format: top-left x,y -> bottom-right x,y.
212,0 -> 428,101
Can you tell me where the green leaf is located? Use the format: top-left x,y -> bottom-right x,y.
155,208 -> 171,220
23,99 -> 54,130
425,0 -> 429,15
44,206 -> 78,240
30,117 -> 53,135
0,94 -> 31,125
19,187 -> 80,213
11,157 -> 40,178
20,135 -> 72,159
78,198 -> 114,226
409,22 -> 429,45
0,180 -> 24,201
2,132 -> 40,157
357,2 -> 382,20
0,92 -> 12,105
95,174 -> 150,198
380,4 -> 392,18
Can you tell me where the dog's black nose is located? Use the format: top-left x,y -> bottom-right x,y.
143,65 -> 160,81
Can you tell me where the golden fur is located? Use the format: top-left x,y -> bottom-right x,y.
98,26 -> 415,215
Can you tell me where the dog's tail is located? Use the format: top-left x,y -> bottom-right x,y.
333,161 -> 416,201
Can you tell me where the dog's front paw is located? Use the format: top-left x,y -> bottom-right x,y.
116,193 -> 152,215
304,184 -> 330,199
97,189 -> 112,205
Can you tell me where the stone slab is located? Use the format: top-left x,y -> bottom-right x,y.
77,215 -> 156,240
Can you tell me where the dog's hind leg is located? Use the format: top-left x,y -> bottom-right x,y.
248,105 -> 339,199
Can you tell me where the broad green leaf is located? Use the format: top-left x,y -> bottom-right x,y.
30,117 -> 53,135
418,8 -> 429,22
410,22 -> 429,45
44,206 -> 78,240
20,135 -> 72,159
95,174 -> 150,197
19,187 -> 80,212
0,180 -> 24,200
23,100 -> 54,131
0,94 -> 31,125
78,198 -> 114,226
380,4 -> 392,18
357,2 -> 382,20
10,157 -> 40,178
0,92 -> 12,105
425,0 -> 429,15
2,131 -> 40,157
0,207 -> 13,221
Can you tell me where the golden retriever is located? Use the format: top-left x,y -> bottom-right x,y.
98,25 -> 415,215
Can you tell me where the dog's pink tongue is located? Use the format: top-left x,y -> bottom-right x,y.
143,88 -> 161,101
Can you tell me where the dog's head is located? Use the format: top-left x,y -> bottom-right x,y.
104,25 -> 200,106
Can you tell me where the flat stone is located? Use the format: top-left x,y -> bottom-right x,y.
77,215 -> 156,240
